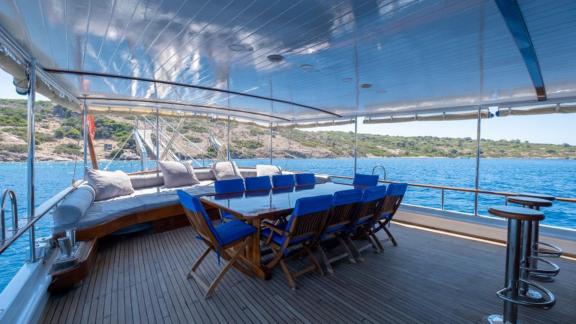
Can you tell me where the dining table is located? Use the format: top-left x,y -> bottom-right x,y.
201,182 -> 360,279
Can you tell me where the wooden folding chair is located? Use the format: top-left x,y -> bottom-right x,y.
177,190 -> 256,298
372,183 -> 408,249
261,195 -> 333,290
317,189 -> 363,274
347,186 -> 388,261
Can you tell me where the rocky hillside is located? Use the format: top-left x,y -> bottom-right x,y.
0,99 -> 574,162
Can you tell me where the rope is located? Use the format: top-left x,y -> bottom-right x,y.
104,133 -> 133,170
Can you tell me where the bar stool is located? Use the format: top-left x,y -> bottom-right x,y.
507,196 -> 562,282
485,206 -> 555,324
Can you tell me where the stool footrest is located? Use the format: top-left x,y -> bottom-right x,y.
522,256 -> 560,276
537,241 -> 563,258
496,279 -> 556,309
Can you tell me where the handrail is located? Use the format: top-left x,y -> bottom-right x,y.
1,189 -> 18,242
329,175 -> 576,203
0,183 -> 79,256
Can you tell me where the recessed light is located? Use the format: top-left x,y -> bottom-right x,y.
267,54 -> 284,63
300,64 -> 314,71
229,44 -> 253,52
360,83 -> 372,89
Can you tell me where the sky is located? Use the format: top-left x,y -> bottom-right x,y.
1,70 -> 574,145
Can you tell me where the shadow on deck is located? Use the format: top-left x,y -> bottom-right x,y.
41,224 -> 576,323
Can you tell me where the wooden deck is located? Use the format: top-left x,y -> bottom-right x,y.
41,224 -> 576,323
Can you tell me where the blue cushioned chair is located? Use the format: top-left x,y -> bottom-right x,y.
214,178 -> 245,194
353,173 -> 379,187
372,183 -> 408,248
318,189 -> 363,273
272,174 -> 295,188
295,173 -> 316,186
214,178 -> 245,221
262,195 -> 332,289
348,186 -> 388,259
177,190 -> 256,298
245,176 -> 272,191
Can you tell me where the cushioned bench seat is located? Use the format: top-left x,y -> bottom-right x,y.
53,181 -> 214,233
78,182 -> 215,231
52,166 -> 331,235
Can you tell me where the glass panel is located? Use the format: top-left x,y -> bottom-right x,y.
479,113 -> 576,229
356,116 -> 478,213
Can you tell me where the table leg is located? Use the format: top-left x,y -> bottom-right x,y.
245,217 -> 271,280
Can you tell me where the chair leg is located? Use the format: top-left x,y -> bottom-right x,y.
279,259 -> 297,290
205,247 -> 243,298
318,245 -> 335,274
189,246 -> 212,278
368,234 -> 382,253
305,246 -> 324,276
370,233 -> 384,253
337,236 -> 356,264
345,236 -> 364,262
382,225 -> 398,247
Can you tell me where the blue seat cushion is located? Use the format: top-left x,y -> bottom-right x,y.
324,223 -> 347,235
215,220 -> 256,246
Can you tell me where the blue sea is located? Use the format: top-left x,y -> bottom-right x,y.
1,158 -> 575,291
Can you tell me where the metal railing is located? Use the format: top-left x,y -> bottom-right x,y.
1,189 -> 18,242
330,175 -> 576,214
0,184 -> 78,259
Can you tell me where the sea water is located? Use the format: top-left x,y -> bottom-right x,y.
1,158 -> 575,291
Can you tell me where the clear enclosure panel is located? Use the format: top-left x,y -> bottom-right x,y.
0,68 -> 84,291
269,123 -> 354,177
478,113 -> 576,229
356,116 -> 478,213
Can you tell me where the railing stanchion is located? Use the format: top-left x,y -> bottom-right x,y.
441,189 -> 445,210
26,59 -> 37,262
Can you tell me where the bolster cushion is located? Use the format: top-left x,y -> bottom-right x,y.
130,173 -> 165,189
52,185 -> 96,230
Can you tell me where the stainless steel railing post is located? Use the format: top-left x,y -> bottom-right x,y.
26,58 -> 37,262
441,189 -> 445,210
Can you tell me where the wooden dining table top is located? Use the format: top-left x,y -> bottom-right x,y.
201,182 -> 364,219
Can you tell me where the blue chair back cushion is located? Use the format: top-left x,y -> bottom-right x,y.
272,174 -> 296,188
178,190 -> 255,246
245,176 -> 272,191
214,178 -> 245,194
353,173 -> 379,187
178,190 -> 220,242
295,173 -> 316,186
387,183 -> 408,197
362,185 -> 388,202
333,189 -> 363,206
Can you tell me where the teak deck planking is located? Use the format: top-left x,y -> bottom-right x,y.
41,224 -> 576,323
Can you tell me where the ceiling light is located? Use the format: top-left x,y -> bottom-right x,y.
360,83 -> 372,89
300,64 -> 314,71
267,54 -> 284,63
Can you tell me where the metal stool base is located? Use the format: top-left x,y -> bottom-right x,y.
483,314 -> 512,324
520,289 -> 543,301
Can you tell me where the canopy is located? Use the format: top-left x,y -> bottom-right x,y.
0,0 -> 575,123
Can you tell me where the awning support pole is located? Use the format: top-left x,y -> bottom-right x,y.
83,99 -> 88,170
474,106 -> 482,216
26,59 -> 37,262
227,115 -> 231,161
269,121 -> 273,165
353,116 -> 358,175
